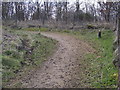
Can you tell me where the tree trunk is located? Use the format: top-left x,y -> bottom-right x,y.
117,3 -> 120,90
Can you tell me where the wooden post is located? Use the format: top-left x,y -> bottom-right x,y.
98,30 -> 101,38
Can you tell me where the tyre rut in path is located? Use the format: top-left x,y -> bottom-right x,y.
22,32 -> 94,88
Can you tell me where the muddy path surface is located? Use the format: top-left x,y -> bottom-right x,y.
22,32 -> 94,88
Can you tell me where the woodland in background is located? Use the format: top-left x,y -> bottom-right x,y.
2,1 -> 120,30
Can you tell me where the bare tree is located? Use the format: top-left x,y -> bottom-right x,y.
98,2 -> 113,22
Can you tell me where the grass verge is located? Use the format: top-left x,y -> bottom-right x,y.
56,29 -> 117,88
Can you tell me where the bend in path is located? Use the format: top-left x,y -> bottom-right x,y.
22,32 -> 94,88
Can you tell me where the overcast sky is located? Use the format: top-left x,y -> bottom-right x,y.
3,0 -> 120,3
2,0 -> 106,2
36,0 -> 105,3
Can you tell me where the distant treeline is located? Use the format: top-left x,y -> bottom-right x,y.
2,1 -> 120,26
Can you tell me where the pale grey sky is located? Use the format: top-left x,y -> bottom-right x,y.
2,0 -> 120,3
2,0 -> 106,2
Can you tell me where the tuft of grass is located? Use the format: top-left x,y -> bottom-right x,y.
2,55 -> 21,82
2,56 -> 21,68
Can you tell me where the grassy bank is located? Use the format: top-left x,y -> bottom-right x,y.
57,29 -> 117,88
2,28 -> 57,87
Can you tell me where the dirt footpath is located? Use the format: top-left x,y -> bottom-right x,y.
22,32 -> 94,88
